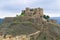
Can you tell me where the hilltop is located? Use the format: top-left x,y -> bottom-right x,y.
0,7 -> 60,40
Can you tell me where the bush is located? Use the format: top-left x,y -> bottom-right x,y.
43,15 -> 50,19
20,13 -> 25,16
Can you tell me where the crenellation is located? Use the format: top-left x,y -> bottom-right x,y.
22,7 -> 43,17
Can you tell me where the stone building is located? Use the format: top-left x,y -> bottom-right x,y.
22,7 -> 44,24
22,7 -> 43,18
3,7 -> 44,24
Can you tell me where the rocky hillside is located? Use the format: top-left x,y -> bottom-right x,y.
0,22 -> 38,36
0,18 -> 60,40
0,8 -> 60,40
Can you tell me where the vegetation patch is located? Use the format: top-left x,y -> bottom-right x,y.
20,13 -> 25,16
43,15 -> 50,19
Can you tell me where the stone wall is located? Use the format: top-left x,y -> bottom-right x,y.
22,7 -> 43,18
0,35 -> 30,40
22,7 -> 44,24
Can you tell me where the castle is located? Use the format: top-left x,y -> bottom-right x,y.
3,7 -> 57,23
0,8 -> 59,40
21,7 -> 44,24
22,7 -> 43,18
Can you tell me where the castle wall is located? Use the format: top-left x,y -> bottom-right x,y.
22,7 -> 44,24
22,7 -> 43,17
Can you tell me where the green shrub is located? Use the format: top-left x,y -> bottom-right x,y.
43,15 -> 50,19
20,13 -> 25,16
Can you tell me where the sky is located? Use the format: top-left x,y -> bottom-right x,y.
0,0 -> 60,18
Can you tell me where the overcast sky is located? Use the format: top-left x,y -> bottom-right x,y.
0,0 -> 60,18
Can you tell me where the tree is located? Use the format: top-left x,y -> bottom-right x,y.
46,15 -> 50,19
20,12 -> 25,16
43,15 -> 50,19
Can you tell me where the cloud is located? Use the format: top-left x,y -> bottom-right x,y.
0,0 -> 38,13
0,0 -> 60,18
44,12 -> 60,17
0,10 -> 21,18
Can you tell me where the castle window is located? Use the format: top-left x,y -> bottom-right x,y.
30,9 -> 33,11
40,16 -> 42,17
33,11 -> 36,15
33,13 -> 36,15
